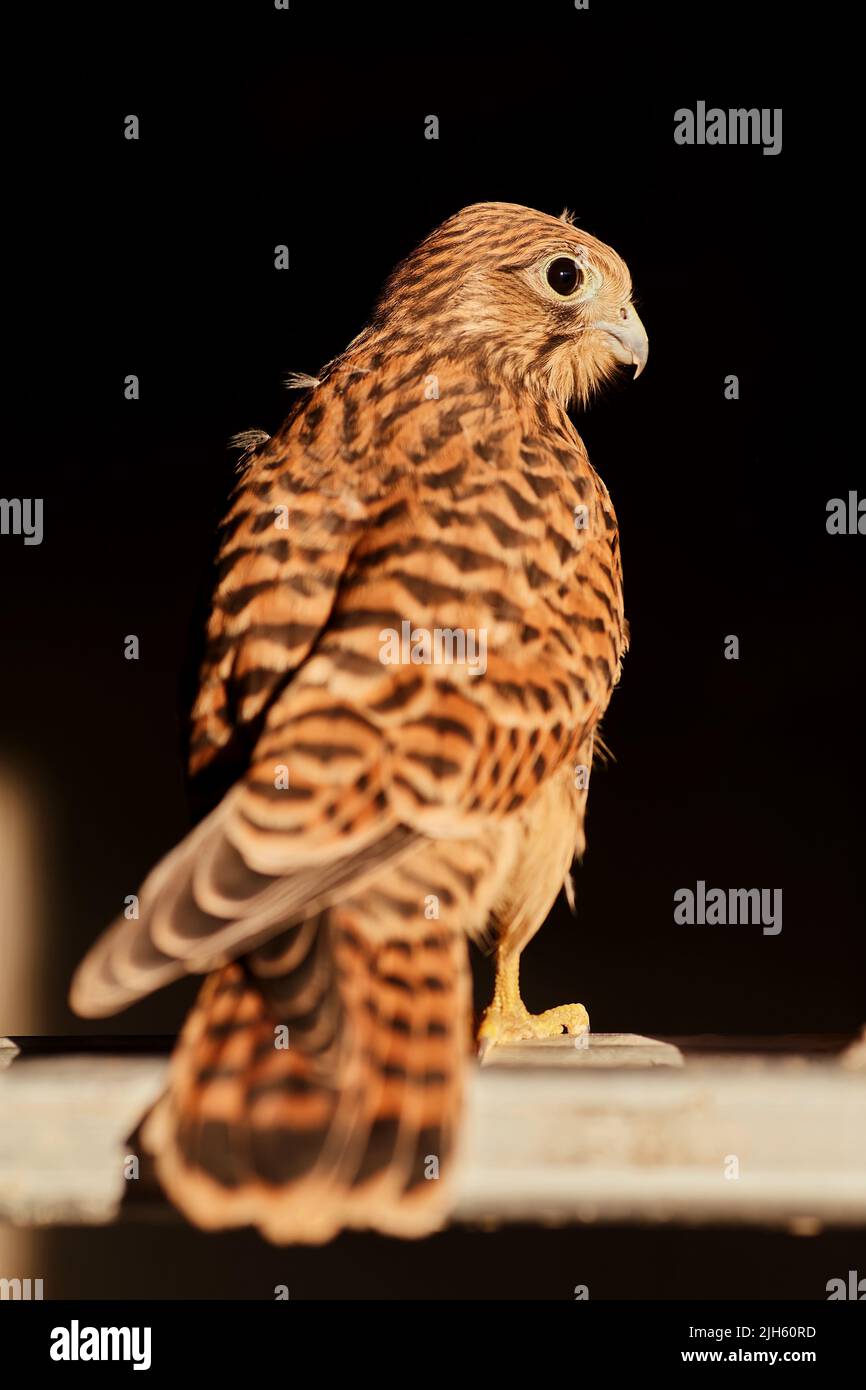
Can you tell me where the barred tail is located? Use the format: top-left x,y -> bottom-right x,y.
142,904 -> 471,1242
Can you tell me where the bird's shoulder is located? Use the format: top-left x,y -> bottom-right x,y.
188,360 -> 624,801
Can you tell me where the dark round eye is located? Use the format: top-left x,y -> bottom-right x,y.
546,257 -> 582,296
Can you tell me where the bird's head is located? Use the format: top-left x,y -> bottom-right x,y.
370,201 -> 648,408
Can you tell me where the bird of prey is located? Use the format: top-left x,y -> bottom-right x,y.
70,202 -> 647,1242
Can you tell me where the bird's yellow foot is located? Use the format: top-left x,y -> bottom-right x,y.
478,1000 -> 589,1058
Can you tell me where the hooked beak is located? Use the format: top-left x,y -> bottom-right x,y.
594,303 -> 648,379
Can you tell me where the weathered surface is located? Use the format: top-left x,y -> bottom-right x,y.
482,1031 -> 684,1068
0,1035 -> 864,1231
459,1050 -> 866,1229
0,1054 -> 166,1225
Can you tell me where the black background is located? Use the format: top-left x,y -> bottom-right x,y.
2,5 -> 863,1299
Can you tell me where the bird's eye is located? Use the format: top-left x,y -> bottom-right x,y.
546,257 -> 582,297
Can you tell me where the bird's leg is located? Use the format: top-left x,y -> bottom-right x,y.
477,943 -> 589,1058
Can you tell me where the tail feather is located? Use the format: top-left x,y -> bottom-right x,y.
141,898 -> 472,1242
78,823 -> 508,1241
